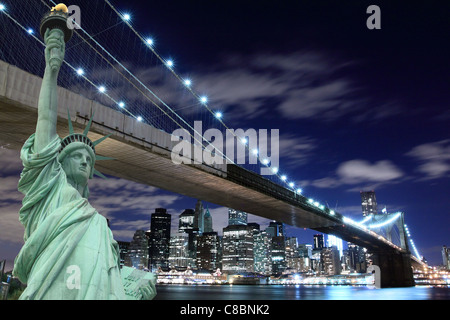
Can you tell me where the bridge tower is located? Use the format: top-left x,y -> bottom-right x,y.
367,212 -> 415,287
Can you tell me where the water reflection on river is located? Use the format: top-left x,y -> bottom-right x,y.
154,284 -> 450,300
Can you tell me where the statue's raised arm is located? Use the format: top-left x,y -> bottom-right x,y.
34,28 -> 66,153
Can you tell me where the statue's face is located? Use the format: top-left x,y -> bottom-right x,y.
62,147 -> 93,186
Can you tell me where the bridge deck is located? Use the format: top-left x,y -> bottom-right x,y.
0,60 -> 409,254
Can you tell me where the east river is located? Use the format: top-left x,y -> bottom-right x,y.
154,284 -> 450,300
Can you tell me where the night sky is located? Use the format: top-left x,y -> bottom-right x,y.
0,0 -> 449,270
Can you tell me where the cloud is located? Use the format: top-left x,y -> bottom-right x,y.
337,159 -> 404,184
306,159 -> 405,190
406,139 -> 450,180
73,50 -> 401,129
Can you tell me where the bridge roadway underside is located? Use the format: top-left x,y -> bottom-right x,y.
0,96 -> 338,231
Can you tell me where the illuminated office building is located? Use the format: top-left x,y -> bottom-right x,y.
253,230 -> 272,275
442,245 -> 450,270
313,234 -> 324,250
322,246 -> 341,275
148,208 -> 171,271
228,208 -> 247,226
168,235 -> 191,268
222,224 -> 254,273
125,230 -> 148,270
361,190 -> 378,216
196,232 -> 220,271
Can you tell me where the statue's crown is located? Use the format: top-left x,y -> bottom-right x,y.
59,111 -> 113,179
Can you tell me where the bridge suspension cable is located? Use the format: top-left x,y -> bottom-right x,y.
41,0 -> 235,166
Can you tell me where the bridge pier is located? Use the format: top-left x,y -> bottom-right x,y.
370,251 -> 415,288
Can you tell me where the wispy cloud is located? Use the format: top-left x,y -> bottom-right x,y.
305,159 -> 405,191
406,139 -> 450,180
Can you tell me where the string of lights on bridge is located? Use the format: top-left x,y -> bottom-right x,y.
3,0 -> 307,197
0,1 -> 423,262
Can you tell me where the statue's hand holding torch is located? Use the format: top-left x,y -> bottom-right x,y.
44,28 -> 65,74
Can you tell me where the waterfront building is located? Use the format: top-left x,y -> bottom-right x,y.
271,235 -> 286,274
168,234 -> 192,268
117,240 -> 130,268
253,230 -> 272,275
322,246 -> 342,275
124,230 -> 148,270
347,242 -> 368,273
222,224 -> 254,273
327,234 -> 344,258
148,208 -> 171,271
196,232 -> 220,271
442,245 -> 450,270
178,208 -> 199,263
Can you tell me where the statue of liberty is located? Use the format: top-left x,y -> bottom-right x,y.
12,5 -> 156,300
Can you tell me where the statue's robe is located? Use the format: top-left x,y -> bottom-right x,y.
13,134 -> 126,299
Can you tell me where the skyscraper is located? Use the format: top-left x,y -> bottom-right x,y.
313,234 -> 324,250
194,200 -> 205,233
168,235 -> 191,268
222,224 -> 254,273
196,232 -> 220,271
203,206 -> 213,233
178,208 -> 198,263
253,230 -> 272,275
228,208 -> 247,226
125,230 -> 148,270
360,190 -> 378,216
178,208 -> 196,233
266,221 -> 284,237
148,208 -> 171,271
442,245 -> 450,270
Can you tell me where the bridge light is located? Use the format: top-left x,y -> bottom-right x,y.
166,59 -> 174,68
184,79 -> 192,87
0,4 -> 5,11
281,175 -> 287,181
330,210 -> 335,216
146,38 -> 154,46
296,188 -> 302,194
137,116 -> 143,122
76,68 -> 84,76
200,96 -> 208,104
27,28 -> 34,34
215,112 -> 223,119
319,205 -> 324,210
262,159 -> 270,165
314,201 -> 320,207
122,13 -> 131,21
289,182 -> 294,188
308,198 -> 314,204
98,86 -> 106,93
271,167 -> 278,174
241,137 -> 248,145
252,148 -> 258,155
118,101 -> 125,108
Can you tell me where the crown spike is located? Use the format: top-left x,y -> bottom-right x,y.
93,168 -> 108,179
93,133 -> 112,147
83,111 -> 96,136
95,155 -> 114,161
